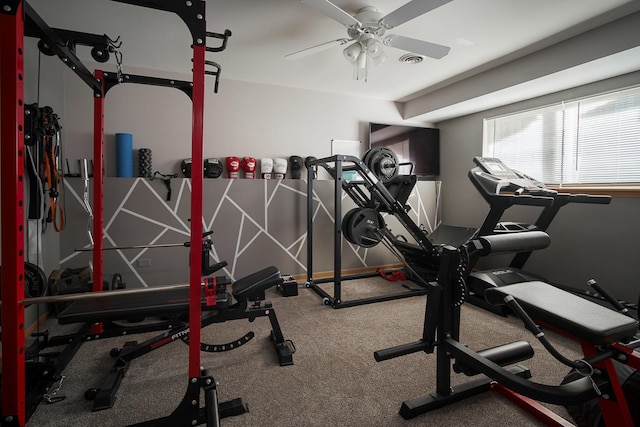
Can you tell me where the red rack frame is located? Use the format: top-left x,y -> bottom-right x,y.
1,3 -> 27,424
1,2 -> 207,424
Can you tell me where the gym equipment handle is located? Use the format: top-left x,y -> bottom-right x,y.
453,340 -> 534,376
374,339 -> 430,362
474,231 -> 550,256
567,194 -> 611,204
587,279 -> 630,316
504,296 -> 543,336
505,296 -> 588,371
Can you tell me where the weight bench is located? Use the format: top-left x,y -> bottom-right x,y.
57,266 -> 295,412
485,281 -> 638,346
56,277 -> 231,324
376,232 -> 640,425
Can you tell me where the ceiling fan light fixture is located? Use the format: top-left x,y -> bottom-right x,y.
357,49 -> 367,70
365,38 -> 383,58
370,50 -> 387,66
343,41 -> 362,62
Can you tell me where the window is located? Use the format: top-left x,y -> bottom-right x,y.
483,86 -> 640,187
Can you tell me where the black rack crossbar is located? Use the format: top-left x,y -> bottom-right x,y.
305,155 -> 438,309
103,72 -> 194,99
24,2 -> 102,93
112,0 -> 206,45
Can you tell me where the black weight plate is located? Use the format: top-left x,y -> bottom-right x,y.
25,262 -> 47,297
341,208 -> 361,245
0,262 -> 47,298
362,148 -> 375,170
345,208 -> 384,248
364,147 -> 399,182
371,148 -> 399,182
111,273 -> 126,290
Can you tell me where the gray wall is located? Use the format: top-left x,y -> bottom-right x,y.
60,178 -> 441,288
436,71 -> 640,303
58,65 -> 427,178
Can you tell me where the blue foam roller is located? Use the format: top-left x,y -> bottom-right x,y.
116,133 -> 133,177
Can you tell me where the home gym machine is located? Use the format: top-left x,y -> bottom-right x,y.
465,156 -> 613,315
1,1 -> 250,426
375,230 -> 640,426
305,150 -> 475,308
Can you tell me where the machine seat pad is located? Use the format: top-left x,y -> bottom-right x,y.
232,266 -> 282,302
485,281 -> 638,345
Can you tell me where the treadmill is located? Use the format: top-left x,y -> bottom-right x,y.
466,156 -> 611,315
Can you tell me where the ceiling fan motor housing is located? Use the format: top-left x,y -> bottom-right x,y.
351,7 -> 387,38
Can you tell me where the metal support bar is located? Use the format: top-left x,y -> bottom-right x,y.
23,2 -> 102,93
103,72 -> 194,99
75,242 -> 188,251
0,2 -> 26,424
306,166 -> 314,286
189,41 -> 206,379
19,282 -> 198,306
333,159 -> 343,304
92,70 -> 106,335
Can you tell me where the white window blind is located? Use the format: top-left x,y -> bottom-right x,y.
483,86 -> 640,186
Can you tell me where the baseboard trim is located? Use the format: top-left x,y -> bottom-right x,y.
289,264 -> 404,282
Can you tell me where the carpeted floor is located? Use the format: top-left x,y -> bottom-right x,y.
26,276 -> 583,426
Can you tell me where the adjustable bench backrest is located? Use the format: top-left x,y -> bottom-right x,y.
485,281 -> 639,345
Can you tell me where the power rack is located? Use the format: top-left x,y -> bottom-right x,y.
0,1 -> 234,425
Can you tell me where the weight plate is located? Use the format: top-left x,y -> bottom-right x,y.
362,148 -> 375,171
0,262 -> 47,298
111,273 -> 126,290
364,147 -> 399,182
343,208 -> 384,248
341,208 -> 361,245
371,148 -> 399,182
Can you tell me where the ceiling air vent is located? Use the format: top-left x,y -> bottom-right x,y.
399,53 -> 424,64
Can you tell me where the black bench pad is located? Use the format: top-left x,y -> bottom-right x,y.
232,266 -> 282,302
58,283 -> 230,325
485,281 -> 638,345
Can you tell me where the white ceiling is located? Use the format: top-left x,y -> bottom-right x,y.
28,0 -> 640,113
205,0 -> 640,101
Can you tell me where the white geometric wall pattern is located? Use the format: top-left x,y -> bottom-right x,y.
62,177 -> 440,288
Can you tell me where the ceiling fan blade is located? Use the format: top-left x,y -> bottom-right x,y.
385,35 -> 450,59
301,0 -> 362,28
380,0 -> 453,29
285,38 -> 352,61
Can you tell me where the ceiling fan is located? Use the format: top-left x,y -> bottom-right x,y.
286,0 -> 453,81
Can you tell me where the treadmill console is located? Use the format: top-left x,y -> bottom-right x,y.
473,157 -> 556,196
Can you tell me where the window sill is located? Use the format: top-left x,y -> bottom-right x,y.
549,186 -> 640,198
